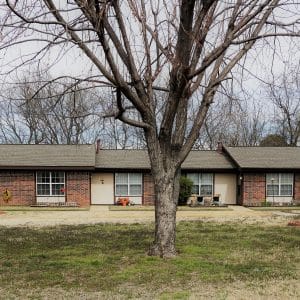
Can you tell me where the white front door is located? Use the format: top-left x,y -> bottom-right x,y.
91,173 -> 114,204
214,173 -> 237,204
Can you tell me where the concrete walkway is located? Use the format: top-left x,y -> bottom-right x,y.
228,205 -> 253,212
0,205 -> 296,227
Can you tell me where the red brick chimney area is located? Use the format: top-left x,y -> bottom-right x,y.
96,139 -> 101,154
217,141 -> 223,154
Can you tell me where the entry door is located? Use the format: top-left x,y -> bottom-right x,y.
91,173 -> 114,204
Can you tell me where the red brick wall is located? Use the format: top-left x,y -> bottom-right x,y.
294,173 -> 300,204
143,173 -> 155,205
66,172 -> 90,206
242,173 -> 266,206
0,171 -> 35,206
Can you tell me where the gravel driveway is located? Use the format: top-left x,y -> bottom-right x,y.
0,205 -> 296,227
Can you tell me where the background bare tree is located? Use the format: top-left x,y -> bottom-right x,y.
0,71 -> 146,147
99,118 -> 145,149
1,0 -> 299,257
0,74 -> 103,144
266,63 -> 300,146
194,92 -> 266,149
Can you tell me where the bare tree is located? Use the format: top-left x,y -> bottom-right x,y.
1,0 -> 299,257
0,73 -> 104,144
99,118 -> 145,149
195,94 -> 266,149
99,91 -> 145,148
0,73 -> 145,147
267,64 -> 300,146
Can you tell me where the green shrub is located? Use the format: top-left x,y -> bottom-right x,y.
178,176 -> 193,205
261,199 -> 272,207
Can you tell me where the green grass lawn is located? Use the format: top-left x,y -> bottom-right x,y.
0,222 -> 299,298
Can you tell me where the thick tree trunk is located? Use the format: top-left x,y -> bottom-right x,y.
148,168 -> 180,258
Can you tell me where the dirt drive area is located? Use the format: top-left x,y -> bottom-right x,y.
0,205 -> 298,227
1,279 -> 299,300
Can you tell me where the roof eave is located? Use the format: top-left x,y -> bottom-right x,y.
0,166 -> 95,171
240,167 -> 300,172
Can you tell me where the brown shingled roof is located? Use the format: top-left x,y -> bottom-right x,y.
182,151 -> 235,169
0,144 -> 95,169
3,144 -> 296,171
225,146 -> 300,169
95,150 -> 235,170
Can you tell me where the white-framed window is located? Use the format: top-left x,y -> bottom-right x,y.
187,173 -> 213,196
266,173 -> 293,197
115,173 -> 142,196
36,171 -> 65,196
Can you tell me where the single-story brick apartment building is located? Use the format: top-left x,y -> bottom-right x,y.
0,144 -> 299,207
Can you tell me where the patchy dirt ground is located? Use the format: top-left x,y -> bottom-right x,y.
1,279 -> 299,299
0,205 -> 297,227
0,207 -> 299,300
